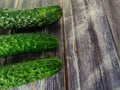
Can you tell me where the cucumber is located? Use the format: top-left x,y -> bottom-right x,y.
0,58 -> 62,89
0,5 -> 62,30
0,33 -> 58,58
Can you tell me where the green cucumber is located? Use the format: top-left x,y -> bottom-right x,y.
0,58 -> 62,89
0,33 -> 58,58
0,5 -> 62,30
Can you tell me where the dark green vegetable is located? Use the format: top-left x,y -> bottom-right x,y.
0,58 -> 62,89
0,5 -> 62,30
0,33 -> 58,58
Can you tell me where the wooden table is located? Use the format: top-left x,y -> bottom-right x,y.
0,0 -> 120,90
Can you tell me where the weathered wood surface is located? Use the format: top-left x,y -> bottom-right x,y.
102,0 -> 120,60
62,0 -> 120,90
0,0 -> 120,90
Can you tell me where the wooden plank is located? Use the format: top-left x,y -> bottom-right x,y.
0,0 -> 66,90
62,0 -> 120,90
101,0 -> 120,60
0,0 -> 5,8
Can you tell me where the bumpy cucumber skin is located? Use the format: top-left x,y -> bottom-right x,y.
0,5 -> 62,30
0,33 -> 58,58
0,58 -> 62,89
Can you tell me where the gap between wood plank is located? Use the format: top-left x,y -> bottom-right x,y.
60,0 -> 69,90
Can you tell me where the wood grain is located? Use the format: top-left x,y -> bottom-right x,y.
101,0 -> 120,61
0,0 -> 120,90
62,0 -> 120,90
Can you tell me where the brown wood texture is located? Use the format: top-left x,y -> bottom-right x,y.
0,0 -> 120,90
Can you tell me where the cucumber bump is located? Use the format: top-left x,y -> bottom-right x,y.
0,33 -> 58,58
0,5 -> 62,30
0,58 -> 62,89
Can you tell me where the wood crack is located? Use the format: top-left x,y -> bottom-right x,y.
60,0 -> 69,90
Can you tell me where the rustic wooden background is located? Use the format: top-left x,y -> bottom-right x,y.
0,0 -> 120,90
